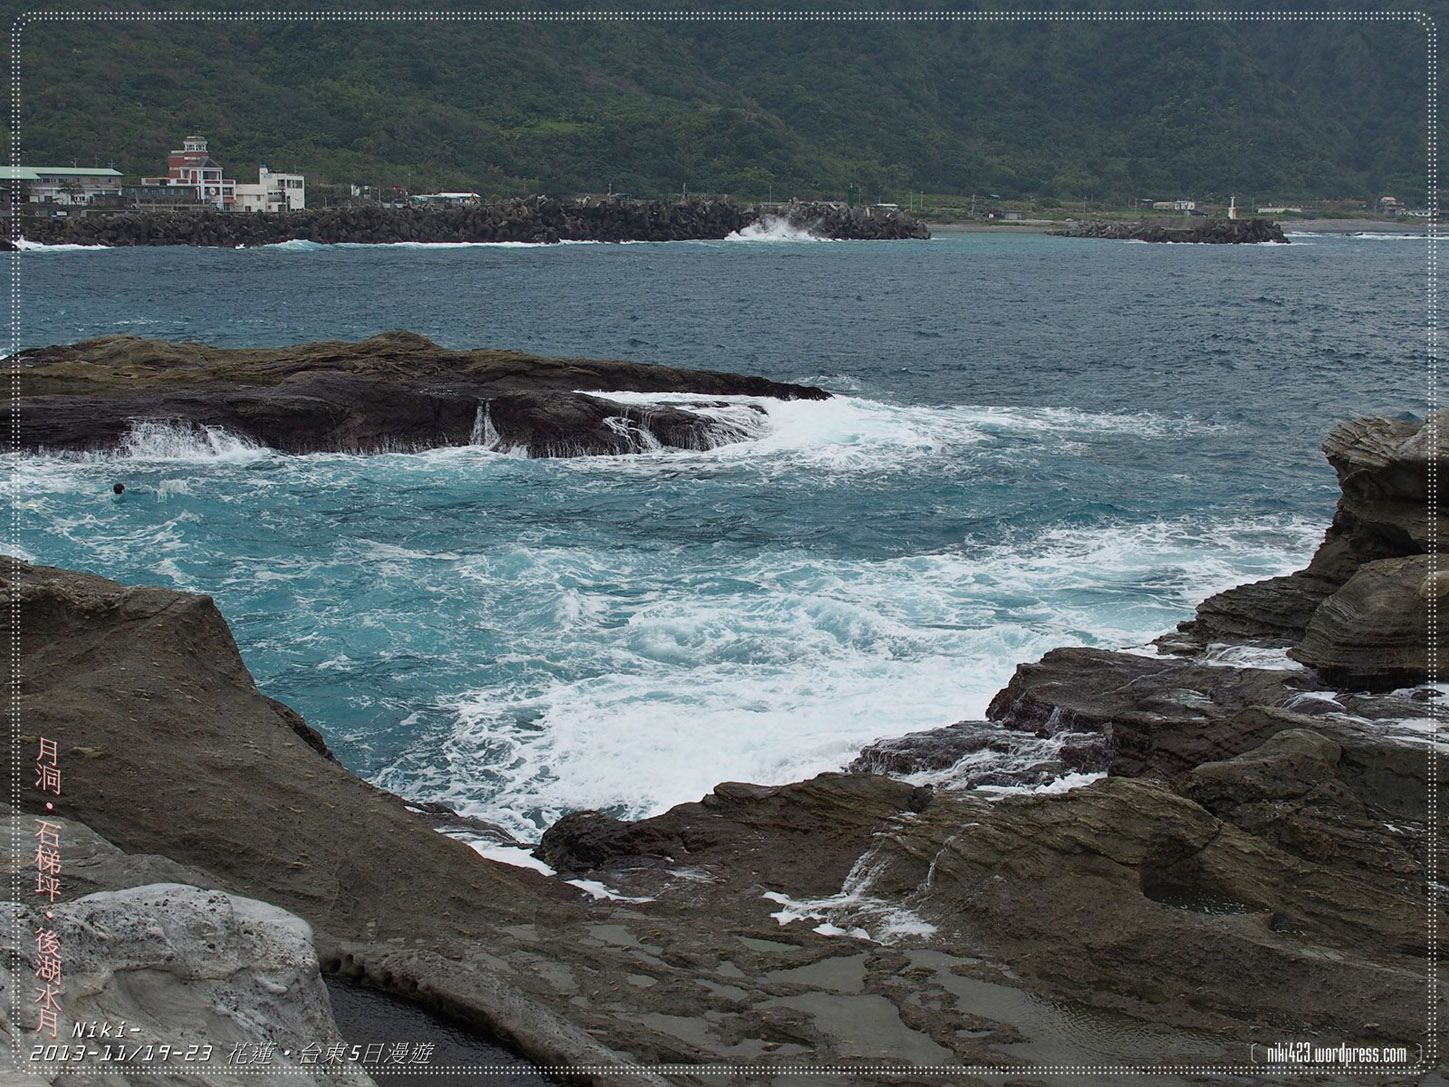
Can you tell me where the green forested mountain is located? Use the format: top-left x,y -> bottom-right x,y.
4,3 -> 1434,207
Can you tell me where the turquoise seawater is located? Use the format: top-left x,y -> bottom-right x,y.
10,230 -> 1432,836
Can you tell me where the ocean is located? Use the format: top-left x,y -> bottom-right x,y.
9,227 -> 1431,839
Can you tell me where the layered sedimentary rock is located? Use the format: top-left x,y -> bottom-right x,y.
12,198 -> 929,248
1288,554 -> 1447,689
1167,412 -> 1446,683
7,331 -> 826,456
1049,217 -> 1286,243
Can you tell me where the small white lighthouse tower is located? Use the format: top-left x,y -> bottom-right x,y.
1228,194 -> 1239,220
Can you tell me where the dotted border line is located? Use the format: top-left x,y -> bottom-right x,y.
6,8 -> 1439,1079
3,9 -> 1441,19
2,1062 -> 1443,1078
8,0 -> 20,1053
1425,8 -> 1440,1075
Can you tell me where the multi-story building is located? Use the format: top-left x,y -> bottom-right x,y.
234,166 -> 306,213
0,166 -> 123,206
139,135 -> 237,210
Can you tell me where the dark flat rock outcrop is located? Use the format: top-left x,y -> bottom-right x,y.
1050,217 -> 1286,243
541,769 -> 1432,1055
7,331 -> 826,456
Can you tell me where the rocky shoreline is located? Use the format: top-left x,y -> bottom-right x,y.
1050,217 -> 1287,244
4,405 -> 1442,1082
8,197 -> 929,249
7,332 -> 828,457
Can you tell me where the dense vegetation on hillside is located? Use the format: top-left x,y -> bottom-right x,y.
4,3 -> 1432,207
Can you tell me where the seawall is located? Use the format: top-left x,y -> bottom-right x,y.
10,197 -> 929,248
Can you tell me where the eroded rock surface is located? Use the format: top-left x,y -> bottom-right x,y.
1167,412 -> 1446,687
3,877 -> 374,1087
1288,554 -> 1449,689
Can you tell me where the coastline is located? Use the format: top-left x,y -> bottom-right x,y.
6,365 -> 1441,1077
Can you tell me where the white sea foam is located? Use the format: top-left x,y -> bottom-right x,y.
724,216 -> 824,243
974,770 -> 1105,800
760,852 -> 937,943
573,392 -> 1218,466
118,420 -> 269,463
461,840 -> 557,875
15,238 -> 110,252
1196,644 -> 1305,671
397,508 -> 1322,838
566,879 -> 654,903
261,238 -> 326,251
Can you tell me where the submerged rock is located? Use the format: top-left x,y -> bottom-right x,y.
6,331 -> 826,456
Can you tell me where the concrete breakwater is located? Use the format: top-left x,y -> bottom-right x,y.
10,196 -> 929,248
1050,216 -> 1287,243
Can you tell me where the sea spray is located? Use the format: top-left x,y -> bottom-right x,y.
725,215 -> 824,242
119,420 -> 266,462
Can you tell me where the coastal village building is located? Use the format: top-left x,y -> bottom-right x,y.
139,135 -> 236,210
235,166 -> 306,213
0,166 -> 123,206
133,136 -> 304,213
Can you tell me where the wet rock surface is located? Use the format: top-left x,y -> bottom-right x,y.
6,331 -> 826,456
13,198 -> 929,248
982,646 -> 1316,778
